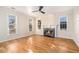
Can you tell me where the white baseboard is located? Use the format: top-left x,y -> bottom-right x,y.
1,34 -> 79,48
0,33 -> 29,42
57,35 -> 79,47
73,37 -> 79,47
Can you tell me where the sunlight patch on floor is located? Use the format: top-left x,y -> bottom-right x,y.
28,37 -> 33,44
28,49 -> 33,53
7,43 -> 18,52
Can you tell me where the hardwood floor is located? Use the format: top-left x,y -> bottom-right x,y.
0,35 -> 79,53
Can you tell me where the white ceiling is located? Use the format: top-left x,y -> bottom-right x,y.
31,6 -> 74,14
43,6 -> 73,13
3,6 -> 75,16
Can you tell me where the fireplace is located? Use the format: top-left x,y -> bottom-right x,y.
43,28 -> 55,38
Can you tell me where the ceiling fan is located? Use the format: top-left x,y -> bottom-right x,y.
32,6 -> 45,14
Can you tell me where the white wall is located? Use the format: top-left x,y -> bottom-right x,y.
35,10 -> 75,39
74,15 -> 79,47
72,8 -> 79,47
0,7 -> 35,42
35,14 -> 57,35
55,10 -> 75,39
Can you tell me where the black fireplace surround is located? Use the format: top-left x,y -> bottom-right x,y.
43,28 -> 55,38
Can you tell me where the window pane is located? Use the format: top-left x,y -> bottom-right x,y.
60,16 -> 68,30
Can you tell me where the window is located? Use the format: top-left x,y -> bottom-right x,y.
29,19 -> 32,31
8,15 -> 17,34
59,16 -> 68,30
38,20 -> 41,29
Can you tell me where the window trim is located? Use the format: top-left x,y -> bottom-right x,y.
7,14 -> 17,35
59,16 -> 68,30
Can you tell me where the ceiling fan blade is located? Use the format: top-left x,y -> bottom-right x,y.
40,11 -> 45,14
39,6 -> 43,11
32,6 -> 45,14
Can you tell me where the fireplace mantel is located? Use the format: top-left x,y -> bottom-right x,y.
43,25 -> 58,38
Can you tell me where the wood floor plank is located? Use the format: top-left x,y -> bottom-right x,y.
0,35 -> 79,53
